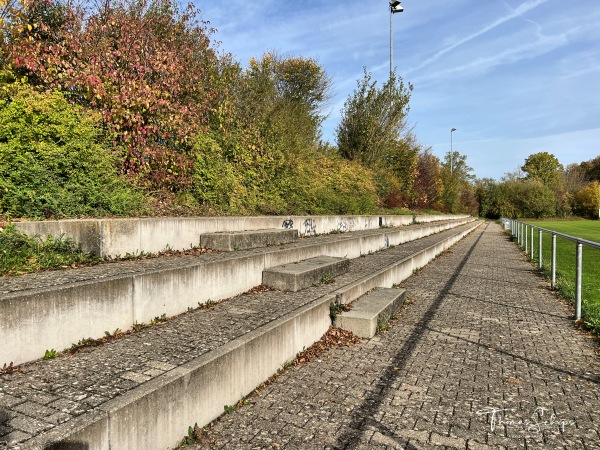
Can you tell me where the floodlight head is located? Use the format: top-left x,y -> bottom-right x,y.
390,0 -> 403,12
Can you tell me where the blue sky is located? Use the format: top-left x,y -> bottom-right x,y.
198,0 -> 600,180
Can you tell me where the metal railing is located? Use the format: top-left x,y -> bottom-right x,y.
502,218 -> 600,320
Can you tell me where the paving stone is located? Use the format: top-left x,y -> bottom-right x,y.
44,411 -> 71,426
120,371 -> 152,383
0,429 -> 31,445
7,414 -> 51,435
10,402 -> 58,421
429,431 -> 467,448
0,395 -> 23,410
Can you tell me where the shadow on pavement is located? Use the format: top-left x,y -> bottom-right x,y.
334,223 -> 488,450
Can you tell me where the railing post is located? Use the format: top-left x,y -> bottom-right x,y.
530,226 -> 535,260
576,242 -> 583,321
525,224 -> 528,254
551,233 -> 557,289
538,229 -> 543,270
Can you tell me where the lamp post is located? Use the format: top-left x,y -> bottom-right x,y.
450,127 -> 457,174
389,1 -> 404,80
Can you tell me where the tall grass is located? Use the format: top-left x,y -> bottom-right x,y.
0,224 -> 99,276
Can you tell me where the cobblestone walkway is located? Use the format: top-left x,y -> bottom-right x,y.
194,222 -> 600,450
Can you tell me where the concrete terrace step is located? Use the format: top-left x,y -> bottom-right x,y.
1,217 -> 476,367
334,287 -> 406,338
0,221 -> 481,450
263,256 -> 350,292
200,228 -> 298,251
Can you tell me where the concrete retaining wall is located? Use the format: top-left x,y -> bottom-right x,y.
13,214 -> 469,257
1,218 -> 475,366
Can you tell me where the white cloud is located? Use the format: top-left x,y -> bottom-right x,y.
413,28 -> 568,84
406,0 -> 551,75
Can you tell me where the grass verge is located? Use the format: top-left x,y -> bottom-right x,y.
522,219 -> 600,335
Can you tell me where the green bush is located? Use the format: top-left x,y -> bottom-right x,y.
191,131 -> 378,215
0,85 -> 147,218
305,155 -> 379,214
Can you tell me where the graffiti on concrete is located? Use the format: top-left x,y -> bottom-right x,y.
337,217 -> 357,233
303,218 -> 317,236
282,219 -> 294,229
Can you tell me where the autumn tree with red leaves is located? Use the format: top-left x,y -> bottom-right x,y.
5,0 -> 218,190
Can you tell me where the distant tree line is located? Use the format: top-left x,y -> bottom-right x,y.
477,152 -> 600,219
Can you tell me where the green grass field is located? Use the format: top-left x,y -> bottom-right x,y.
520,219 -> 600,334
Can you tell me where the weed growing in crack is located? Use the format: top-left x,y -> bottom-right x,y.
329,302 -> 351,321
321,273 -> 334,284
0,362 -> 18,375
198,299 -> 218,310
377,321 -> 390,333
179,423 -> 200,446
43,349 -> 58,360
150,313 -> 167,325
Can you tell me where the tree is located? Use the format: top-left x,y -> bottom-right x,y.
336,68 -> 413,168
409,149 -> 443,210
440,150 -> 474,213
476,178 -> 501,219
563,163 -> 588,194
5,0 -> 219,190
579,156 -> 600,181
192,52 -> 338,214
521,152 -> 563,186
494,178 -> 556,218
572,181 -> 600,219
513,179 -> 557,218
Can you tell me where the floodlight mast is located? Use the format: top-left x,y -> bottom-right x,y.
389,1 -> 404,81
450,128 -> 457,174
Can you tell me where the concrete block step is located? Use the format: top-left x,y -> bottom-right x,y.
334,287 -> 406,338
263,256 -> 350,292
200,228 -> 298,251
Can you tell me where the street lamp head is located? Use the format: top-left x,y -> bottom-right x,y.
390,0 -> 404,13
451,128 -> 457,132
